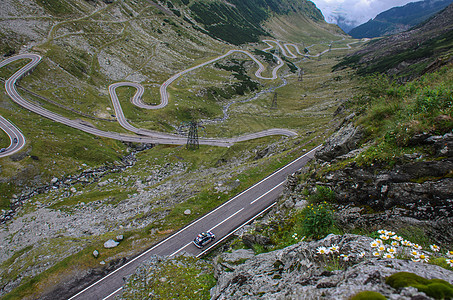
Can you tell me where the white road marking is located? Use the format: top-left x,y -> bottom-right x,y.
209,208 -> 244,232
102,287 -> 123,300
169,242 -> 192,258
250,181 -> 285,205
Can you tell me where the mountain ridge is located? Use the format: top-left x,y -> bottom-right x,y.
348,0 -> 453,39
334,3 -> 453,79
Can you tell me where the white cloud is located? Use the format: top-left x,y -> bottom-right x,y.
310,0 -> 421,26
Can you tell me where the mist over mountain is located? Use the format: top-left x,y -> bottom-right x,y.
349,0 -> 453,38
310,0 -> 417,33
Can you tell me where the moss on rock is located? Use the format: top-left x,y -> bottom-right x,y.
386,272 -> 453,300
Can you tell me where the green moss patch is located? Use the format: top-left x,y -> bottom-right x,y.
349,291 -> 387,300
386,272 -> 453,300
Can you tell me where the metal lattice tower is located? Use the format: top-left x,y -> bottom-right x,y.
186,121 -> 199,150
271,92 -> 278,109
298,69 -> 304,82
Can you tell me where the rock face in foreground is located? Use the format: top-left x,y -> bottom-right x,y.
211,234 -> 453,299
308,125 -> 453,245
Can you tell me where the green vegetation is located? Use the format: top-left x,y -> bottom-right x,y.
302,202 -> 335,240
122,256 -> 215,299
189,1 -> 268,45
349,291 -> 387,300
35,0 -> 74,16
343,66 -> 453,166
188,0 -> 324,45
307,185 -> 336,205
242,187 -> 338,252
386,272 -> 453,299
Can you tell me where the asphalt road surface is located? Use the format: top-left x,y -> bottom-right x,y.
0,116 -> 25,158
67,145 -> 321,300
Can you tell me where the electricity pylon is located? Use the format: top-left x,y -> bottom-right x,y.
186,121 -> 199,150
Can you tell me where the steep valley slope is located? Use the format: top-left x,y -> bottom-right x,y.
0,0 -> 357,298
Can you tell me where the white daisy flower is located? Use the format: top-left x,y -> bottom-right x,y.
418,253 -> 429,263
373,251 -> 380,257
387,247 -> 397,254
401,240 -> 412,247
446,258 -> 453,267
380,234 -> 390,241
383,253 -> 394,259
329,244 -> 339,253
446,250 -> 453,258
412,244 -> 422,250
392,235 -> 403,241
317,246 -> 329,255
430,244 -> 440,252
370,240 -> 379,248
340,254 -> 349,261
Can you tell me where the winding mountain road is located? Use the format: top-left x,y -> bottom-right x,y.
0,43 -> 297,153
0,39 -> 361,155
0,116 -> 25,158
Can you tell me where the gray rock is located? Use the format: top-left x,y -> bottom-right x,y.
183,209 -> 191,215
116,235 -> 124,241
104,239 -> 119,248
242,233 -> 272,248
93,250 -> 99,258
211,234 -> 453,299
217,249 -> 255,265
316,123 -> 362,161
98,181 -> 108,187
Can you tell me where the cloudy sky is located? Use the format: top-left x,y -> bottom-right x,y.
310,0 -> 421,29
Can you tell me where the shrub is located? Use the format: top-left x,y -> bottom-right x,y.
302,202 -> 335,239
308,185 -> 336,204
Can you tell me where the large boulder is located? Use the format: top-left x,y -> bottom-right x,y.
316,123 -> 362,161
104,239 -> 119,248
